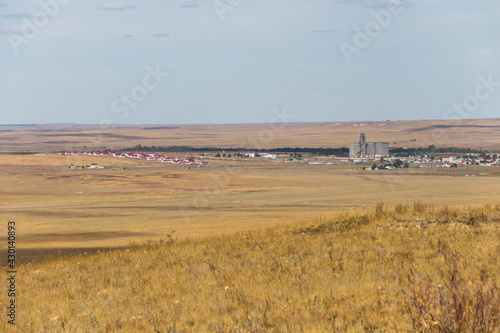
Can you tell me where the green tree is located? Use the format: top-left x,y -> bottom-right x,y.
393,159 -> 403,168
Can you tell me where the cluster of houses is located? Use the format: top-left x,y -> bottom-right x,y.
199,152 -> 279,159
66,163 -> 104,170
64,151 -> 209,165
61,148 -> 497,170
336,153 -> 499,169
351,155 -> 498,167
247,153 -> 278,159
406,154 -> 498,167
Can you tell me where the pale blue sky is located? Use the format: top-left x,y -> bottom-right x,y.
1,0 -> 499,124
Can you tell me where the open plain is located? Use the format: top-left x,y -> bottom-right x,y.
1,118 -> 500,152
1,122 -> 499,331
1,152 -> 499,262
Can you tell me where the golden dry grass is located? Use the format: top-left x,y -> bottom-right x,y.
2,203 -> 499,332
1,154 -> 500,260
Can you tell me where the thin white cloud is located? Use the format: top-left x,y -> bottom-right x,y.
99,2 -> 135,11
152,33 -> 170,38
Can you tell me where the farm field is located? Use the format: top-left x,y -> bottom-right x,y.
1,153 -> 500,262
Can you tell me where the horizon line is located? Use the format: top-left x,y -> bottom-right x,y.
1,117 -> 499,127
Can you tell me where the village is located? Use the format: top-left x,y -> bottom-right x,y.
56,132 -> 500,172
63,150 -> 210,169
60,147 -> 500,172
349,154 -> 499,173
346,133 -> 499,170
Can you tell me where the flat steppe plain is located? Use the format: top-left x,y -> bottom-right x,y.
1,118 -> 500,152
1,153 -> 499,262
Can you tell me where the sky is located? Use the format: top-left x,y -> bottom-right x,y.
0,0 -> 499,125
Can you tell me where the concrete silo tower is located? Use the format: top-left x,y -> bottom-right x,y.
359,133 -> 366,157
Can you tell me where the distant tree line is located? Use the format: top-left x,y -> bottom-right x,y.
0,152 -> 37,155
119,144 -> 488,157
390,145 -> 482,156
371,159 -> 410,170
121,145 -> 350,156
121,145 -> 218,153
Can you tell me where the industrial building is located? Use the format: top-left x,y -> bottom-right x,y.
350,133 -> 389,157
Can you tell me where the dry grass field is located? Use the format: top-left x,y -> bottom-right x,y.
2,203 -> 499,332
1,121 -> 499,331
1,118 -> 500,152
1,153 -> 500,263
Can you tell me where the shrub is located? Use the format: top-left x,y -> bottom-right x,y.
413,201 -> 428,214
394,203 -> 409,215
375,201 -> 387,218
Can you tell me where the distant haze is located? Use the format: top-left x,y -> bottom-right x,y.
1,0 -> 499,124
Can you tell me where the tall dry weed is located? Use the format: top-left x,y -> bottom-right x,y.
4,203 -> 499,332
413,200 -> 429,214
397,240 -> 500,332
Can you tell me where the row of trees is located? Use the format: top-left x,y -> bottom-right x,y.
121,145 -> 349,156
391,145 -> 483,156
371,159 -> 410,170
120,144 -> 496,157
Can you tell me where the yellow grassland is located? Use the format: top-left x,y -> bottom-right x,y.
2,203 -> 499,332
1,154 -> 500,258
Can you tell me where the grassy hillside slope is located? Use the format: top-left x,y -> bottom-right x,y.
4,203 -> 500,332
